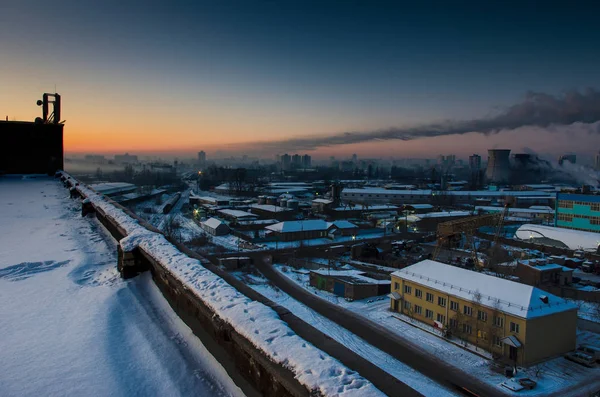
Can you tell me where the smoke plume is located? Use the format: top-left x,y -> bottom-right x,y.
252,89 -> 600,152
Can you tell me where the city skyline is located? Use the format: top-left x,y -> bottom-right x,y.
2,2 -> 600,157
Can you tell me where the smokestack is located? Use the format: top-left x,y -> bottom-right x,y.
486,149 -> 511,184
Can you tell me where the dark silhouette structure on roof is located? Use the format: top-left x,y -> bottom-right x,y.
0,93 -> 64,175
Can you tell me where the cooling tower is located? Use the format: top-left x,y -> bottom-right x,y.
486,149 -> 511,184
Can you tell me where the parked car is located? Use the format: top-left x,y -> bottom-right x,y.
565,351 -> 596,367
577,345 -> 600,362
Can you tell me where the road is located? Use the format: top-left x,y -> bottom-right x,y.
252,254 -> 507,397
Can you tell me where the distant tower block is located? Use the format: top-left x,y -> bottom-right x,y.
486,149 -> 511,184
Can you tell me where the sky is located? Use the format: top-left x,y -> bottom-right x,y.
2,1 -> 600,159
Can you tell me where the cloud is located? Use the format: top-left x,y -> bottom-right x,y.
245,88 -> 600,153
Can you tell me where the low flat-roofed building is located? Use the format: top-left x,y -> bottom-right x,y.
217,208 -> 258,222
390,260 -> 577,366
515,259 -> 574,287
189,195 -> 231,207
265,220 -> 358,241
310,269 -> 390,300
89,182 -> 137,197
249,203 -> 296,221
201,217 -> 230,236
311,198 -> 334,213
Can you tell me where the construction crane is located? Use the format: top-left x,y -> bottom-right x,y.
432,213 -> 502,267
488,200 -> 513,267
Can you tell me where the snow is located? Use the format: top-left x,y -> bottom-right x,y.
217,209 -> 258,219
202,217 -> 227,229
267,219 -> 330,233
235,271 -> 459,397
249,204 -> 293,213
515,224 -> 600,252
312,198 -> 334,204
0,176 -> 243,397
393,260 -> 578,319
475,206 -> 554,215
71,175 -> 384,396
329,220 -> 358,229
311,269 -> 390,285
342,188 -> 554,197
279,265 -> 600,397
89,182 -> 137,195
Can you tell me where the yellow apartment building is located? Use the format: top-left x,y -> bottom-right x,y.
389,260 -> 577,366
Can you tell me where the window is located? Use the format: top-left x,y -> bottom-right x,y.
450,301 -> 459,311
477,310 -> 488,322
558,200 -> 574,209
462,324 -> 472,335
425,309 -> 434,319
404,300 -> 411,310
415,289 -> 423,299
592,203 -> 600,212
463,305 -> 472,316
414,305 -> 422,315
449,318 -> 458,329
477,330 -> 488,340
510,322 -> 520,334
436,313 -> 446,324
494,316 -> 504,328
394,282 -> 399,290
426,292 -> 434,303
438,297 -> 447,307
558,213 -> 573,222
493,335 -> 502,347
404,285 -> 412,294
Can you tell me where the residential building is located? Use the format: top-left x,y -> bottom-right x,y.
114,153 -> 138,163
389,260 -> 577,366
198,150 -> 206,166
556,193 -> 600,233
595,152 -> 600,171
302,154 -> 311,168
292,154 -> 302,168
558,154 -> 576,166
281,154 -> 291,171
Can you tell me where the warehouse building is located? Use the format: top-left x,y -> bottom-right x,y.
249,203 -> 296,221
310,269 -> 390,300
200,217 -> 230,236
390,260 -> 577,366
556,193 -> 600,233
515,224 -> 600,252
265,220 -> 358,241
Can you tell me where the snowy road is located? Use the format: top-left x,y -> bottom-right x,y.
0,177 -> 244,397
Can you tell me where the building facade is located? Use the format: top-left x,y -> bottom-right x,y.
390,260 -> 577,366
556,193 -> 600,233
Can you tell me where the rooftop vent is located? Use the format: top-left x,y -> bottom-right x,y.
539,295 -> 549,304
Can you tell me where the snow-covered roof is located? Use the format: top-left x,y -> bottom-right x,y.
405,204 -> 434,209
312,198 -> 334,204
515,224 -> 600,252
328,220 -> 358,229
342,188 -> 553,197
89,182 -> 137,195
266,220 -> 330,233
311,269 -> 390,285
392,260 -> 577,319
249,204 -> 293,212
406,211 -> 472,222
333,204 -> 399,211
202,217 -> 226,229
529,205 -> 553,211
217,209 -> 258,219
475,206 -> 554,214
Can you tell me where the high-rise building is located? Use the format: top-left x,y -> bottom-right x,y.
281,153 -> 291,171
292,154 -> 302,167
302,154 -> 311,168
197,151 -> 206,166
351,153 -> 358,163
114,153 -> 138,164
468,154 -> 481,172
558,154 -> 576,166
595,152 -> 600,170
486,149 -> 511,184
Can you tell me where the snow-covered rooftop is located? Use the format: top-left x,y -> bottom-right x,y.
312,198 -> 334,204
475,206 -> 554,214
217,209 -> 258,219
515,224 -> 600,252
266,220 -> 330,233
311,269 -> 390,285
392,260 -> 577,319
250,204 -> 293,212
202,217 -> 226,229
329,220 -> 358,229
89,182 -> 137,195
342,188 -> 553,197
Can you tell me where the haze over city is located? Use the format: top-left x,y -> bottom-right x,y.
3,1 -> 600,159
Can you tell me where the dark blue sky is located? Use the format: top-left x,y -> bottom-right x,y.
2,1 -> 600,157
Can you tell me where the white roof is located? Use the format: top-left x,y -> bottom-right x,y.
202,217 -> 226,229
217,209 -> 258,219
89,182 -> 136,195
266,220 -> 330,233
392,260 -> 577,319
405,204 -> 434,209
311,269 -> 390,285
328,220 -> 358,229
342,188 -> 552,197
250,204 -> 293,212
333,204 -> 399,211
312,198 -> 334,204
406,211 -> 472,222
515,224 -> 600,252
475,206 -> 554,214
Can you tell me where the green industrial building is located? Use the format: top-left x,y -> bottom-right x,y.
556,193 -> 600,233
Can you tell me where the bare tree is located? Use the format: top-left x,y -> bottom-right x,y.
163,215 -> 182,242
